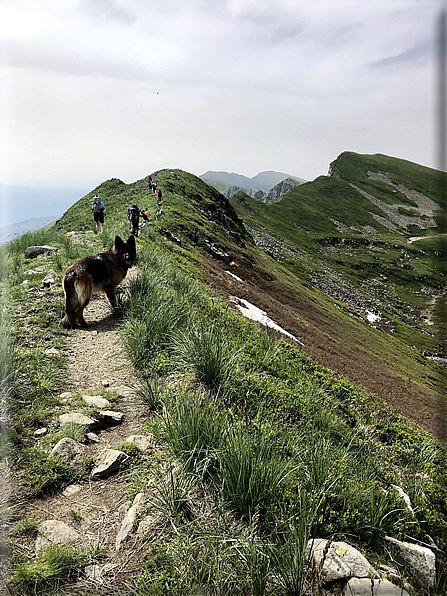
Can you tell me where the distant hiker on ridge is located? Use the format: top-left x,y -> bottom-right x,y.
92,195 -> 105,233
157,187 -> 162,202
151,181 -> 157,193
140,208 -> 149,222
147,175 -> 152,189
127,204 -> 140,237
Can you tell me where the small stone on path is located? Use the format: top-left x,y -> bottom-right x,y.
86,432 -> 100,443
62,484 -> 82,497
59,412 -> 99,431
91,449 -> 128,480
126,434 -> 154,452
101,380 -> 110,388
98,410 -> 123,426
83,395 -> 111,409
51,438 -> 86,472
35,520 -> 79,553
116,492 -> 146,550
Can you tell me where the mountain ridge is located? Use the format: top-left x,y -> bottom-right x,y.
200,169 -> 305,191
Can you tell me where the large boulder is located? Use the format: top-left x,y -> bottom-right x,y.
344,578 -> 409,595
25,245 -> 59,259
384,536 -> 436,589
307,539 -> 376,583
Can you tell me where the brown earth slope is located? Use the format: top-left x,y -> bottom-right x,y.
204,255 -> 447,445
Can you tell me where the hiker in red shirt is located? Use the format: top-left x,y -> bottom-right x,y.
157,188 -> 162,201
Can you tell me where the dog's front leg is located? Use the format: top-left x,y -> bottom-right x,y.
104,285 -> 117,309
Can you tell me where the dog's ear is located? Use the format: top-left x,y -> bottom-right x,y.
114,236 -> 124,251
127,235 -> 136,251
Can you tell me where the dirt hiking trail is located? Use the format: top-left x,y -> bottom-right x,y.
16,272 -> 157,595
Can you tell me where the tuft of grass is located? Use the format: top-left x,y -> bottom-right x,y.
171,322 -> 240,394
218,427 -> 291,520
161,390 -> 227,476
15,518 -> 38,535
20,448 -> 75,495
12,545 -> 91,592
137,376 -> 166,411
150,465 -> 196,524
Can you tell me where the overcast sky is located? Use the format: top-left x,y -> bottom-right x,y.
0,0 -> 444,191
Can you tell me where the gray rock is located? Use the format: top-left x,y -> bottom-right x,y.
59,412 -> 99,431
344,578 -> 409,595
59,392 -> 73,402
83,395 -> 111,409
137,512 -> 162,538
125,434 -> 154,452
24,269 -> 40,275
45,347 -> 60,356
385,536 -> 436,589
35,520 -> 79,553
86,432 -> 100,443
91,449 -> 128,480
116,492 -> 146,550
20,280 -> 30,286
98,410 -> 123,426
42,274 -> 55,287
25,245 -> 59,259
34,427 -> 47,437
307,539 -> 377,583
85,562 -> 116,581
62,484 -> 82,497
51,438 -> 86,472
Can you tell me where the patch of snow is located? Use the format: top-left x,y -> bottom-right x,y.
232,297 -> 304,345
366,311 -> 381,323
225,270 -> 244,283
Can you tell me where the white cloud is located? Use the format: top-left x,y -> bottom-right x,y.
0,0 -> 443,189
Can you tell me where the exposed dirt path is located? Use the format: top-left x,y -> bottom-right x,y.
14,272 -> 154,594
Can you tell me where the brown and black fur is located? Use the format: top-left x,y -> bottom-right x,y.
62,235 -> 136,327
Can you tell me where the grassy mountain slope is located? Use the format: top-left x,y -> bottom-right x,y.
55,163 -> 447,442
229,153 -> 447,404
3,159 -> 447,594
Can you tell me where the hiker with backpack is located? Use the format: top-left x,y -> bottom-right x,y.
127,204 -> 140,237
157,187 -> 162,202
151,181 -> 157,193
92,195 -> 105,233
147,175 -> 152,189
140,208 -> 149,222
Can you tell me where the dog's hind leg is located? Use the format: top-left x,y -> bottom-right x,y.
74,276 -> 93,327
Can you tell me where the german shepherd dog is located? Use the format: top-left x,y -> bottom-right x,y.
62,235 -> 136,327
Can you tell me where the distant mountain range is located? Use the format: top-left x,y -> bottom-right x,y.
199,170 -> 305,192
0,183 -> 89,227
0,216 -> 57,245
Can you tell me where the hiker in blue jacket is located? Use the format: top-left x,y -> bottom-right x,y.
92,195 -> 105,233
